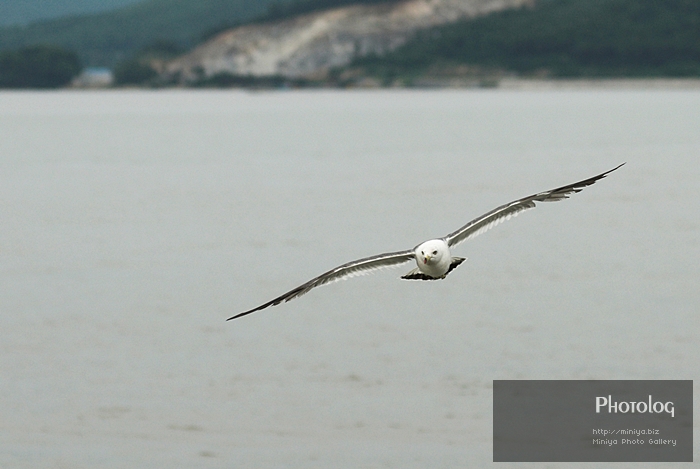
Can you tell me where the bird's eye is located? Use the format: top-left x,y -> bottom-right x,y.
432,250 -> 438,255
421,250 -> 424,255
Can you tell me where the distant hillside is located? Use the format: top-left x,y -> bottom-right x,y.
0,0 -> 288,66
0,0 -> 142,26
5,0 -> 698,84
352,0 -> 700,80
166,0 -> 531,82
198,0 -> 398,42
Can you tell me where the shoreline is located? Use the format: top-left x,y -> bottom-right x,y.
496,78 -> 700,90
4,77 -> 700,92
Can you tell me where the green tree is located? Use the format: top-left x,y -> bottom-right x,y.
0,44 -> 81,88
112,58 -> 158,85
112,40 -> 183,86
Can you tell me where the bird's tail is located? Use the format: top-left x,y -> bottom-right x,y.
401,257 -> 467,280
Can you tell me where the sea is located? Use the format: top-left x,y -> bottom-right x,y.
1,88 -> 698,468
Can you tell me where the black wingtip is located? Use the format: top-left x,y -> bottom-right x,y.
609,162 -> 626,172
596,162 -> 625,182
604,162 -> 626,176
586,162 -> 626,182
226,306 -> 263,321
226,308 -> 259,321
228,285 -> 307,321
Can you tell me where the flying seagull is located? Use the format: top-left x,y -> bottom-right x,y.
228,163 -> 624,321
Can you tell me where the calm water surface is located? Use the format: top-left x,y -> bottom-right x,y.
0,89 -> 698,468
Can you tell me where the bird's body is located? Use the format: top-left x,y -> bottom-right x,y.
228,164 -> 624,321
403,239 -> 457,280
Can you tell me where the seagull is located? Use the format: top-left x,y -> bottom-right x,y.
228,164 -> 624,320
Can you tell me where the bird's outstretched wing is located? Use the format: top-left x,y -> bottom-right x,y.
443,163 -> 624,248
228,250 -> 415,320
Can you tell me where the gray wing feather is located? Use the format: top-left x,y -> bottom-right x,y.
444,163 -> 624,248
228,249 -> 415,320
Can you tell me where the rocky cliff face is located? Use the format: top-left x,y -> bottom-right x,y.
167,0 -> 532,81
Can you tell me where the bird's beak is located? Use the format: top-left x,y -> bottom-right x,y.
424,255 -> 431,264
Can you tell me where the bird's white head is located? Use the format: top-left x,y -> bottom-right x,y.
415,239 -> 448,266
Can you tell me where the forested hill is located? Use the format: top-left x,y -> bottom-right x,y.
0,0 -> 287,66
2,0 -> 699,82
353,0 -> 700,79
0,0 -> 399,67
